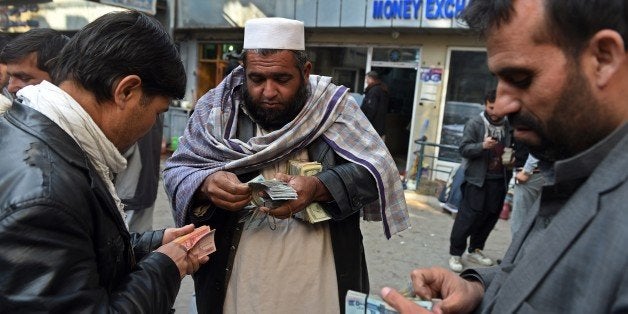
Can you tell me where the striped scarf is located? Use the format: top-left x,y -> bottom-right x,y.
164,66 -> 408,238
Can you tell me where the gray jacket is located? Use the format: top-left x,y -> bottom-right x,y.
459,114 -> 512,189
471,124 -> 628,313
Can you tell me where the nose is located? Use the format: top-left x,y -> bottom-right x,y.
262,80 -> 278,99
7,77 -> 23,94
493,84 -> 521,117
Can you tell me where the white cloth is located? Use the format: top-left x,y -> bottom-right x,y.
0,94 -> 11,114
243,17 -> 305,50
18,81 -> 127,221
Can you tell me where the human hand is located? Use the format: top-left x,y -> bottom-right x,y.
482,136 -> 498,149
380,287 -> 432,314
515,171 -> 530,184
162,223 -> 196,245
155,241 -> 210,279
198,171 -> 251,212
259,173 -> 330,219
382,267 -> 484,314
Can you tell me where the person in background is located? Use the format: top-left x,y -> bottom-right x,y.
381,0 -> 628,312
361,70 -> 389,140
0,28 -> 69,97
0,34 -> 13,112
448,89 -> 512,272
115,116 -> 164,232
224,50 -> 242,77
510,142 -> 544,236
0,11 -> 208,312
164,17 -> 409,313
439,164 -> 465,215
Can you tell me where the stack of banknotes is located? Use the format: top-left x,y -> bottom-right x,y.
243,161 -> 332,225
345,290 -> 433,313
173,225 -> 216,256
248,175 -> 298,208
289,160 -> 331,223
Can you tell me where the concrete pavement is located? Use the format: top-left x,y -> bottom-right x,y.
152,169 -> 512,313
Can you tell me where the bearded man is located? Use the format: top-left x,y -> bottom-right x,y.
163,17 -> 409,313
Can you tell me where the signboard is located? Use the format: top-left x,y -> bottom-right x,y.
99,0 -> 156,15
368,0 -> 469,28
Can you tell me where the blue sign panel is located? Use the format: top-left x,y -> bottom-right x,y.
371,0 -> 467,21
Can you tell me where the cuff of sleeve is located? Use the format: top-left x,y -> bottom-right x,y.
460,269 -> 486,289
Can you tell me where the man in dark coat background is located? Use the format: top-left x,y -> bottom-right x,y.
361,70 -> 389,140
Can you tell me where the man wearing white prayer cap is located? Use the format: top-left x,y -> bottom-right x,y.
164,17 -> 409,313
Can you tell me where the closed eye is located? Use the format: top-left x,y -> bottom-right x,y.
497,68 -> 533,89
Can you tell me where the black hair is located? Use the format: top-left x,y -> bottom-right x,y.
462,0 -> 628,56
0,28 -> 70,72
485,89 -> 496,104
51,11 -> 186,103
241,49 -> 310,75
0,34 -> 12,52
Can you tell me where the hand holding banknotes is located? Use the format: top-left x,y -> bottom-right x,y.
381,267 -> 484,314
261,173 -> 332,219
156,224 -> 211,279
198,171 -> 251,211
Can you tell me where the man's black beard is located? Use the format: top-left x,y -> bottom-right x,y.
508,111 -> 556,162
242,80 -> 310,131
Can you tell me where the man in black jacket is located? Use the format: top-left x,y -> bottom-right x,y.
0,11 -> 208,312
361,70 -> 389,140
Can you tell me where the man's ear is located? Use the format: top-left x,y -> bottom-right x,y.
586,30 -> 626,88
113,75 -> 142,109
303,61 -> 312,80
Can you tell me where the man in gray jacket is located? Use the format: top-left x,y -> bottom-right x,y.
448,89 -> 512,272
381,0 -> 628,313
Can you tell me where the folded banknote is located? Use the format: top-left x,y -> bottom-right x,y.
173,225 -> 216,256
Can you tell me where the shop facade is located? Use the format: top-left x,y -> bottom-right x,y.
10,0 -> 498,182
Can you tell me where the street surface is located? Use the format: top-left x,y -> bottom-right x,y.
152,163 -> 512,313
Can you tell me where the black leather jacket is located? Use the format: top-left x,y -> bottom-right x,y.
189,109 -> 379,313
0,103 -> 180,313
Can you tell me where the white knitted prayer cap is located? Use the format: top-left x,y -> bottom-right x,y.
243,17 -> 305,51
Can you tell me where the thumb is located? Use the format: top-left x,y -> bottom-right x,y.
274,172 -> 292,183
173,224 -> 195,237
381,287 -> 430,314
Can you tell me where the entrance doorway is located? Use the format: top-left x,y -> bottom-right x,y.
369,67 -> 416,171
367,47 -> 421,173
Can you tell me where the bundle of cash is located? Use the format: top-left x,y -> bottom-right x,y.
173,225 -> 216,257
248,175 -> 298,208
345,290 -> 433,314
289,160 -> 331,224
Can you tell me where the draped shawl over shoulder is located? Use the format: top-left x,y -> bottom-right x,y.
164,66 -> 408,238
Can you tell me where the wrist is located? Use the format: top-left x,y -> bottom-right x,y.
312,177 -> 332,202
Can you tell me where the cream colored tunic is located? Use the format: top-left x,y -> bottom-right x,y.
223,150 -> 340,314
